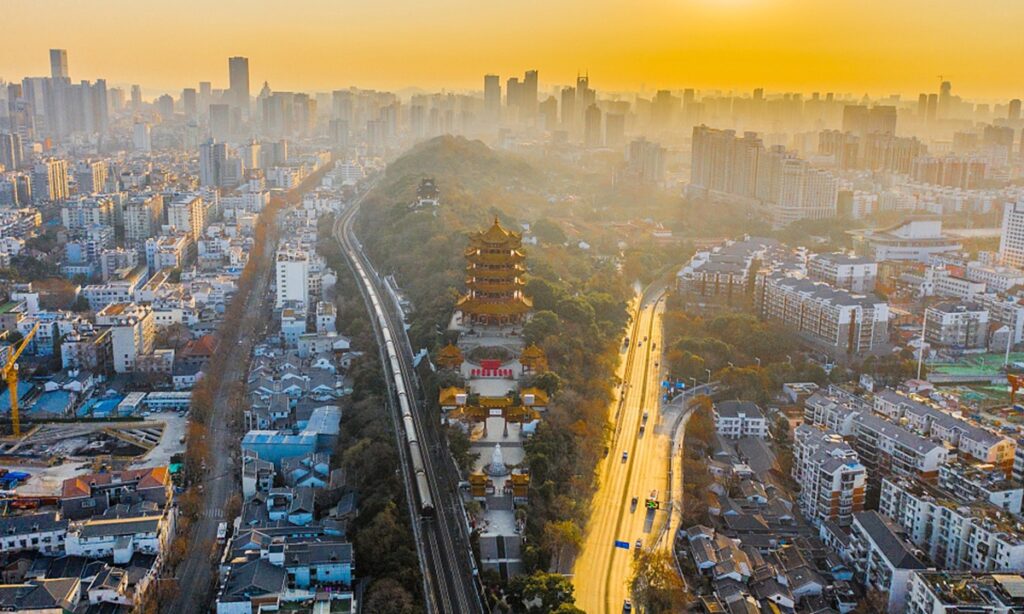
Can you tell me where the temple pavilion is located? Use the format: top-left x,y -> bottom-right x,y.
455,217 -> 533,328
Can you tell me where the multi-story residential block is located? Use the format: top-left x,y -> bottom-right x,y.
676,236 -> 788,309
880,477 -> 1024,572
276,247 -> 310,309
925,302 -> 990,350
32,158 -> 69,202
145,234 -> 191,273
756,272 -> 890,355
803,387 -> 872,435
938,461 -> 1023,514
167,193 -> 206,241
874,390 -> 1015,473
61,197 -> 114,232
713,400 -> 768,440
848,511 -> 926,613
95,302 -> 155,373
123,194 -> 163,246
793,425 -> 867,527
905,571 -> 1024,614
807,252 -> 878,293
999,201 -> 1024,269
850,412 -> 949,484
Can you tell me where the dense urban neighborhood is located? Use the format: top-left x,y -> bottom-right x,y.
3,31 -> 1024,614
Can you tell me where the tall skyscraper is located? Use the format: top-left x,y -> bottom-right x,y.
182,88 -> 198,118
49,49 -> 69,80
131,85 -> 142,111
560,87 -> 575,131
583,104 -> 602,148
483,75 -> 501,122
1010,99 -> 1022,122
228,56 -> 250,114
523,70 -> 539,118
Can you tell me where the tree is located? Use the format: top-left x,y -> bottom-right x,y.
507,571 -> 578,613
630,549 -> 689,613
532,218 -> 567,244
543,520 -> 582,572
363,578 -> 417,614
523,311 -> 560,345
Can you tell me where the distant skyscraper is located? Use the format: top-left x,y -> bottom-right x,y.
523,70 -> 539,118
605,113 -> 625,148
182,88 -> 197,118
228,56 -> 250,114
131,85 -> 142,111
49,49 -> 69,80
1010,99 -> 1022,122
484,75 -> 501,121
209,104 -> 231,141
560,87 -> 575,131
583,104 -> 602,148
926,94 -> 938,123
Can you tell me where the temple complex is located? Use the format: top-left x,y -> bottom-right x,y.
455,217 -> 532,328
438,217 -> 548,579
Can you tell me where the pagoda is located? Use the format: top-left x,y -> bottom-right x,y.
456,217 -> 532,327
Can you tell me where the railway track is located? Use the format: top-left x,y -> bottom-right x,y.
334,184 -> 483,614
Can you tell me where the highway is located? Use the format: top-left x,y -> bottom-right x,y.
333,184 -> 484,614
573,288 -> 679,614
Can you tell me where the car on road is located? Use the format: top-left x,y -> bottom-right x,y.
638,424 -> 645,436
642,411 -> 649,423
634,539 -> 643,552
631,496 -> 638,511
623,600 -> 633,612
621,451 -> 628,462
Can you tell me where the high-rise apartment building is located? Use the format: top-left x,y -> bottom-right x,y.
483,75 -> 501,122
583,104 -> 602,148
999,201 -> 1024,269
0,133 -> 23,171
32,158 -> 69,202
228,56 -> 250,114
276,247 -> 311,308
167,194 -> 206,241
49,49 -> 69,80
124,194 -> 163,246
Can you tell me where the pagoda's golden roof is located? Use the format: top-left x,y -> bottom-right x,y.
519,387 -> 550,405
469,217 -> 523,247
438,386 -> 466,406
437,343 -> 464,367
520,343 -> 545,360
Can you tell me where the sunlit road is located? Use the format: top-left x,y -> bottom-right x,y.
573,288 -> 672,614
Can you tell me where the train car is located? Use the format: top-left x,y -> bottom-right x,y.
416,470 -> 435,515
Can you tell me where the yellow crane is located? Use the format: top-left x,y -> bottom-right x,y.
2,323 -> 39,438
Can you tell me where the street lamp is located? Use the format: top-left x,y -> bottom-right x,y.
705,368 -> 712,385
755,357 -> 761,368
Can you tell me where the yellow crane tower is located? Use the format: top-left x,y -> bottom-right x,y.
2,323 -> 39,438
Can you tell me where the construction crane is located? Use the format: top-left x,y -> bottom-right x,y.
1,323 -> 38,438
1009,373 -> 1024,407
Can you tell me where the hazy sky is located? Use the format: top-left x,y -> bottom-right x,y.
3,0 -> 1023,100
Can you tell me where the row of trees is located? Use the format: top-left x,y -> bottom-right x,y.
317,215 -> 425,612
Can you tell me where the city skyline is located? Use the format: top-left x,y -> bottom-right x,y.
2,0 -> 1023,99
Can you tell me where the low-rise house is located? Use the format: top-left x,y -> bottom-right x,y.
0,513 -> 68,555
714,401 -> 768,440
